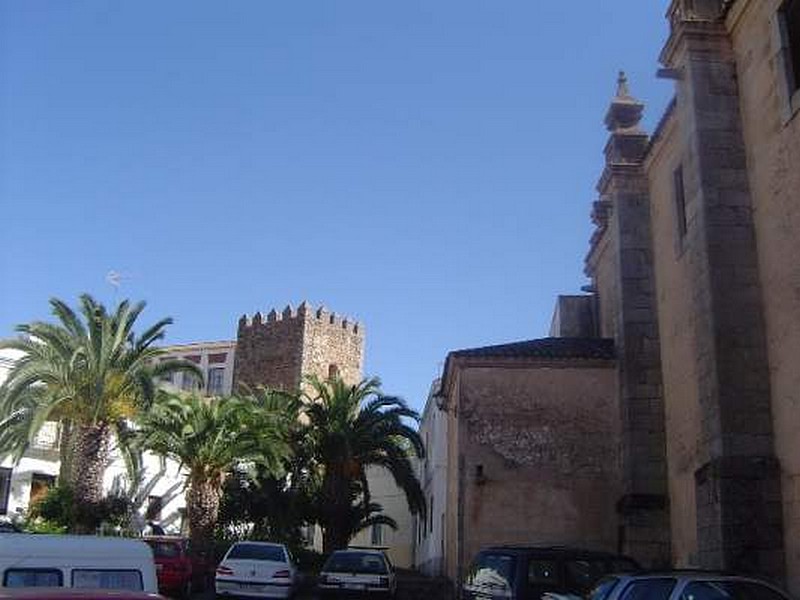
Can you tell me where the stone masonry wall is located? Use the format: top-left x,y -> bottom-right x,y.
728,1 -> 800,593
300,303 -> 364,387
233,302 -> 364,393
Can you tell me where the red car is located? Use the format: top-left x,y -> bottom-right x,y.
142,537 -> 193,599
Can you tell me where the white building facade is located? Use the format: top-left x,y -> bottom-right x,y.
0,341 -> 236,531
412,379 -> 448,576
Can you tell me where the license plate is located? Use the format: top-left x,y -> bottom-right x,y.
345,583 -> 366,590
240,583 -> 263,590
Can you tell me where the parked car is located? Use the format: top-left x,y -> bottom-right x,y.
0,522 -> 21,534
142,537 -> 193,598
317,548 -> 396,599
0,534 -> 158,593
215,541 -> 298,599
461,546 -> 639,600
587,572 -> 792,600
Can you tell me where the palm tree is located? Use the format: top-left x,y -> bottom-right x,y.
0,294 -> 200,531
303,376 -> 425,553
138,390 -> 293,561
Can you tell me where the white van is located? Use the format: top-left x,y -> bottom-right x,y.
0,534 -> 158,593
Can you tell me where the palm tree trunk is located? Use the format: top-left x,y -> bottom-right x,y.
70,422 -> 111,533
187,476 -> 222,584
321,468 -> 352,553
58,419 -> 74,485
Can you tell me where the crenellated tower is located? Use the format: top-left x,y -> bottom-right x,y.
233,301 -> 364,392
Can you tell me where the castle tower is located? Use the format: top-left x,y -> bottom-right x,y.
233,302 -> 364,392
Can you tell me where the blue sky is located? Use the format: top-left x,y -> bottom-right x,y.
1,1 -> 675,411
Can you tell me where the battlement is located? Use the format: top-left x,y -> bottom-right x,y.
237,301 -> 363,336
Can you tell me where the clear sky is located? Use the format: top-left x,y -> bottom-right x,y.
1,1 -> 675,411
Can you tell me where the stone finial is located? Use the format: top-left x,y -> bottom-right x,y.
616,71 -> 630,99
604,70 -> 644,133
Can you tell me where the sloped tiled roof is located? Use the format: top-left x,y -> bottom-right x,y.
448,337 -> 615,360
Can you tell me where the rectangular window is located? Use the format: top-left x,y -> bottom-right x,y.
4,569 -> 63,587
207,367 -> 225,395
673,166 -> 688,240
782,0 -> 800,94
371,523 -> 383,546
72,569 -> 143,591
29,473 -> 56,505
181,373 -> 197,392
146,495 -> 163,521
0,467 -> 11,514
430,495 -> 434,533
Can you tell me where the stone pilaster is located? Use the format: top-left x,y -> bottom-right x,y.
598,74 -> 671,567
661,0 -> 785,580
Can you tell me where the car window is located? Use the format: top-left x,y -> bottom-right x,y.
323,552 -> 389,575
227,543 -> 286,562
681,580 -> 789,600
4,568 -> 63,587
147,541 -> 183,558
72,569 -> 143,591
589,577 -> 621,600
620,578 -> 676,600
528,559 -> 559,586
565,560 -> 610,592
469,553 -> 515,592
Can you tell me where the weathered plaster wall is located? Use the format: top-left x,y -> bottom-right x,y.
647,112 -> 703,569
450,363 -> 619,581
728,1 -> 800,592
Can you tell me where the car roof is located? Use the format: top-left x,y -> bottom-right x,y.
335,548 -> 387,555
0,534 -> 153,560
0,589 -> 163,600
481,545 -> 636,559
230,541 -> 285,548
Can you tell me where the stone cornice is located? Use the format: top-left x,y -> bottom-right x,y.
660,19 -> 732,68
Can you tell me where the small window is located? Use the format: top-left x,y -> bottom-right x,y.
181,372 -> 197,392
72,569 -> 143,591
371,523 -> 383,545
674,165 -> 688,240
328,364 -> 340,380
146,495 -> 163,521
207,367 -> 225,395
781,0 -> 800,94
619,578 -> 676,600
0,467 -> 11,515
528,559 -> 559,586
4,568 -> 63,587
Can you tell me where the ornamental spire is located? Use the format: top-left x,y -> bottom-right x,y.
604,70 -> 644,133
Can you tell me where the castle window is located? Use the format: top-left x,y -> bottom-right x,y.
673,165 -> 688,241
328,364 -> 340,380
776,0 -> 800,118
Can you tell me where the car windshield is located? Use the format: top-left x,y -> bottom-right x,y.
324,551 -> 388,575
227,543 -> 286,562
146,541 -> 182,558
